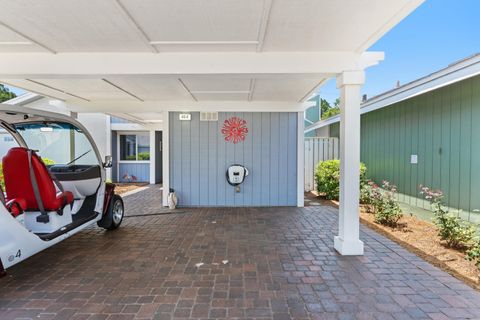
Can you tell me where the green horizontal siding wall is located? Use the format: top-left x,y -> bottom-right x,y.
357,75 -> 480,212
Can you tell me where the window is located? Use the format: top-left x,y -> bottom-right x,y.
119,133 -> 150,161
3,136 -> 13,142
15,122 -> 98,166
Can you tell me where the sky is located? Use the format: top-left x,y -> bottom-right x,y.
4,0 -> 480,101
319,0 -> 480,104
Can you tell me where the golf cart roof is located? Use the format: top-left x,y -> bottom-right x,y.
0,103 -> 102,162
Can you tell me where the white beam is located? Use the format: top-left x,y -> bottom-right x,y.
105,115 -> 112,182
149,129 -> 156,184
162,112 -> 170,207
66,100 -> 311,113
0,51 -> 384,78
334,70 -> 365,256
297,112 -> 304,207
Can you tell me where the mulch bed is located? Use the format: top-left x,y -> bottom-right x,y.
307,192 -> 480,290
114,183 -> 148,195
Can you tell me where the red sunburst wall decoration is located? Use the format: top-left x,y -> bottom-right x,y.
221,116 -> 249,144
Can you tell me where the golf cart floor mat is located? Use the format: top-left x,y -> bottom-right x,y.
36,211 -> 99,241
72,194 -> 96,222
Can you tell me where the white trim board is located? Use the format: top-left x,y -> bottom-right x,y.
297,112 -> 305,207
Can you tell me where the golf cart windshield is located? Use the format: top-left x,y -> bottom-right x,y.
14,122 -> 98,166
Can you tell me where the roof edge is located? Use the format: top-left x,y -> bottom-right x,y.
305,53 -> 480,132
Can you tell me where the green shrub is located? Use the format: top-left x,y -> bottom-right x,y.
138,152 -> 150,160
315,159 -> 367,200
420,185 -> 476,249
42,157 -> 55,165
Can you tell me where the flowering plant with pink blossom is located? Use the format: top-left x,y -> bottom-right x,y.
361,179 -> 402,226
373,180 -> 402,226
420,185 -> 475,249
360,180 -> 380,212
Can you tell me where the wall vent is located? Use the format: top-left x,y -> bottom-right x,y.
200,112 -> 218,121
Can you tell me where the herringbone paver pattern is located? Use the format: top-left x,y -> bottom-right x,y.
1,185 -> 480,320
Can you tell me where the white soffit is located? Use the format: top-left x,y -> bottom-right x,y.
0,0 -> 149,52
29,78 -> 138,101
252,78 -> 323,102
0,0 -> 424,110
102,77 -> 193,101
263,0 -> 416,52
0,0 -> 423,53
121,0 -> 265,52
0,24 -> 39,52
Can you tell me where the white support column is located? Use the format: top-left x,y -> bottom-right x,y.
162,112 -> 170,207
297,112 -> 305,207
149,129 -> 156,184
334,70 -> 365,256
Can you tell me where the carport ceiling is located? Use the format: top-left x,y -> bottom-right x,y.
0,0 -> 424,111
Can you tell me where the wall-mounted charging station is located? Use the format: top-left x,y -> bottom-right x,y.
226,164 -> 249,192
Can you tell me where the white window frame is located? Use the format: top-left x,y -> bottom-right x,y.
117,131 -> 151,164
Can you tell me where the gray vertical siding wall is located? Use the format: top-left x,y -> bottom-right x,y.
118,163 -> 150,182
170,112 -> 298,207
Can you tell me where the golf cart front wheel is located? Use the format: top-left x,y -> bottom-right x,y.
99,195 -> 124,230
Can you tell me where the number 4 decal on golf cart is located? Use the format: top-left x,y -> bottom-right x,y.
8,250 -> 21,262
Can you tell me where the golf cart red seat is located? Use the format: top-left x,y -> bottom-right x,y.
0,185 -> 27,217
2,147 -> 73,214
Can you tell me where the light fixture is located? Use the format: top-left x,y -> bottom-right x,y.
142,120 -> 163,123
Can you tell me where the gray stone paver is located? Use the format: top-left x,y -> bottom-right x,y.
1,185 -> 480,319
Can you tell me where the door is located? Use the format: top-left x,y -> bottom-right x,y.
155,131 -> 163,183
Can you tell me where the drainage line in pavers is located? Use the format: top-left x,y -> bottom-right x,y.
124,211 -> 188,218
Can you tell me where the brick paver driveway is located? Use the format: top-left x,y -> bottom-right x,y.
1,186 -> 480,320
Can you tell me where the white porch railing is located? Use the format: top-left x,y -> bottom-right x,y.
304,137 -> 339,192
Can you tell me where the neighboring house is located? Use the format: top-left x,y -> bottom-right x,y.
304,96 -> 320,137
304,95 -> 331,138
305,54 -> 480,212
2,93 -> 163,184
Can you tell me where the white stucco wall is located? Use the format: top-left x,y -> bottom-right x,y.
75,113 -> 112,181
75,113 -> 110,159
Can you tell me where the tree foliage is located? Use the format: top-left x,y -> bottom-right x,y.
0,84 -> 16,103
320,98 -> 340,120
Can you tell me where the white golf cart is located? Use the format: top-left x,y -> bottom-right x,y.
0,104 -> 124,276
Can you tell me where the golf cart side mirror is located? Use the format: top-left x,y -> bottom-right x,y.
103,155 -> 113,168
